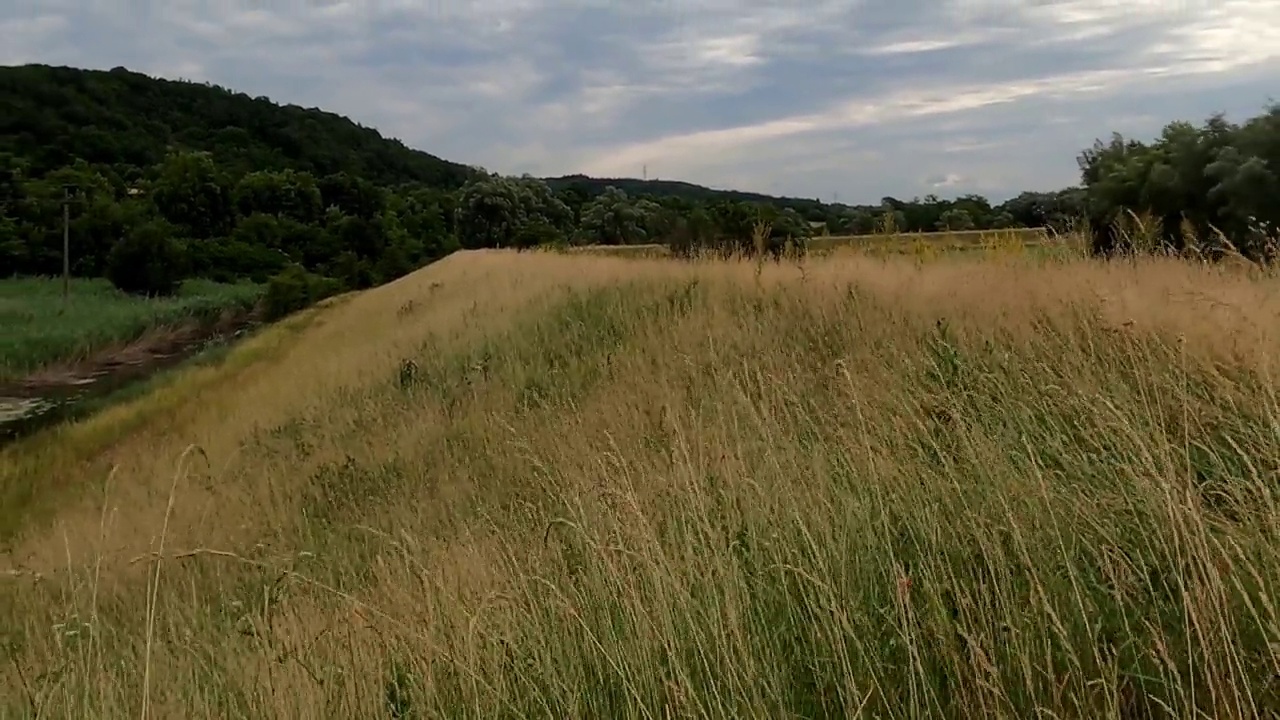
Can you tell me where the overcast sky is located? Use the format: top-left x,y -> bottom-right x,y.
3,1 -> 1277,203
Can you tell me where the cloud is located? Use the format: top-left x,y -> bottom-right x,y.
925,173 -> 966,189
2,0 -> 1277,202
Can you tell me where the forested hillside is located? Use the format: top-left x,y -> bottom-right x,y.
0,64 -> 481,312
0,64 -> 475,187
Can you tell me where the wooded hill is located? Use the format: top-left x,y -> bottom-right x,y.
0,64 -> 477,188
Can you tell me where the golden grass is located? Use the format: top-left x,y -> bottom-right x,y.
3,249 -> 1280,718
812,226 -> 1048,248
0,294 -> 346,544
564,243 -> 670,259
571,227 -> 1076,262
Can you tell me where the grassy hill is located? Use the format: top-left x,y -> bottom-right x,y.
3,246 -> 1279,716
0,64 -> 476,188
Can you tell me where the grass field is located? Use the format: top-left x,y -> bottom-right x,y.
3,249 -> 1279,717
0,277 -> 264,382
809,226 -> 1053,250
569,227 -> 1081,261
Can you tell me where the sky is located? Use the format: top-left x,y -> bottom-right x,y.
2,0 -> 1278,204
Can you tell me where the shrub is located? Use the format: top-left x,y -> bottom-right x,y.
187,236 -> 289,283
263,263 -> 342,320
105,220 -> 188,295
512,218 -> 566,250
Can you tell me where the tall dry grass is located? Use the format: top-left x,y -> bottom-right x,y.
3,249 -> 1280,718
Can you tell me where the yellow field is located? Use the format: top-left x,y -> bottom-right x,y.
3,249 -> 1279,717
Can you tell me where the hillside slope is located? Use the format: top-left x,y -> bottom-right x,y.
0,64 -> 476,187
3,250 -> 1280,716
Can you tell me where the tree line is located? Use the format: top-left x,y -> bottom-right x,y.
1,64 -> 1277,319
1078,106 -> 1280,261
0,155 -> 1083,294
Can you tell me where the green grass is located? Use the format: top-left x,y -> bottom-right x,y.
0,296 -> 338,544
0,277 -> 264,381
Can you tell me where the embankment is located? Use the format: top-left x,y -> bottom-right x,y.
2,249 -> 1279,718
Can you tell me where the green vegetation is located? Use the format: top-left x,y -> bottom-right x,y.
2,64 -> 1277,337
0,64 -> 472,187
262,264 -> 344,321
547,173 -> 1087,237
0,65 -> 471,311
3,63 -> 1280,715
0,277 -> 262,381
0,296 -> 332,540
1079,109 -> 1280,260
3,250 -> 1279,716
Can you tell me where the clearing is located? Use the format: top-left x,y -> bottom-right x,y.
2,248 -> 1279,718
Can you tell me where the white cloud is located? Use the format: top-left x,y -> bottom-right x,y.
941,139 -> 1011,154
860,37 -> 980,55
927,173 -> 966,188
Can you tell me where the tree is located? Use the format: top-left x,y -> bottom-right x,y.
454,175 -> 571,249
1206,147 -> 1280,257
106,219 -> 187,295
997,189 -> 1085,232
318,172 -> 385,220
710,200 -> 759,251
989,211 -> 1017,229
667,206 -> 718,258
1077,105 -> 1280,260
579,186 -> 659,245
555,182 -> 592,224
936,208 -> 975,231
263,263 -> 342,320
516,174 -> 574,235
150,150 -> 233,238
0,154 -> 24,273
952,194 -> 993,226
757,206 -> 812,258
233,169 -> 323,225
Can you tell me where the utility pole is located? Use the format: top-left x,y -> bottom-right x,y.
62,184 -> 75,308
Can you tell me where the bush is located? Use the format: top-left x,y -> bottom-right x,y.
187,236 -> 290,283
105,220 -> 188,295
512,218 -> 566,250
666,212 -> 717,259
263,263 -> 343,320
